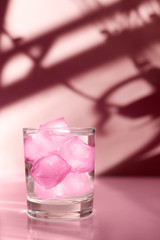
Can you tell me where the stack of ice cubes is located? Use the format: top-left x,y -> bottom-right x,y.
24,118 -> 95,199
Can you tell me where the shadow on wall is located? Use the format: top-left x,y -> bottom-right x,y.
0,0 -> 160,176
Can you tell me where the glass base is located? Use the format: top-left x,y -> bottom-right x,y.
27,198 -> 93,221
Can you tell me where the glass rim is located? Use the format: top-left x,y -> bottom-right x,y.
23,127 -> 96,131
23,127 -> 96,136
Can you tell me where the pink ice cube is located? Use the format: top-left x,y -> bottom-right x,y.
37,117 -> 71,154
34,172 -> 91,199
39,117 -> 70,133
60,137 -> 95,173
24,130 -> 54,164
60,172 -> 91,197
24,124 -> 71,164
34,182 -> 55,199
30,153 -> 71,189
34,182 -> 64,199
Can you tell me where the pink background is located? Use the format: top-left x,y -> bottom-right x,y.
0,0 -> 160,176
0,1 -> 160,239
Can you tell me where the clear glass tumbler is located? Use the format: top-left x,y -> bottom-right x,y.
23,127 -> 95,221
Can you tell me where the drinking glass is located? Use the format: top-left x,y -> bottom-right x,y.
23,127 -> 95,221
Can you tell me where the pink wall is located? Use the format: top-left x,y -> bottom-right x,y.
0,0 -> 160,176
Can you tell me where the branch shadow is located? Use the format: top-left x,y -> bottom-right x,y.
0,0 -> 160,176
1,16 -> 160,106
96,65 -> 160,176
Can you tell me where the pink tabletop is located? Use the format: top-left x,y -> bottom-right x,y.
0,176 -> 160,240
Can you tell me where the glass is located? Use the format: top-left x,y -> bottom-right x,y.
23,127 -> 95,221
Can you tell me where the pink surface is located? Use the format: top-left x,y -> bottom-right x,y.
0,176 -> 160,240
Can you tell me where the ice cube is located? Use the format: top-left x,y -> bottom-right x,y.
60,172 -> 91,197
34,182 -> 64,199
34,182 -> 54,199
30,153 -> 71,189
60,137 -> 95,173
24,129 -> 55,164
38,117 -> 71,153
34,172 -> 91,199
39,117 -> 70,133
